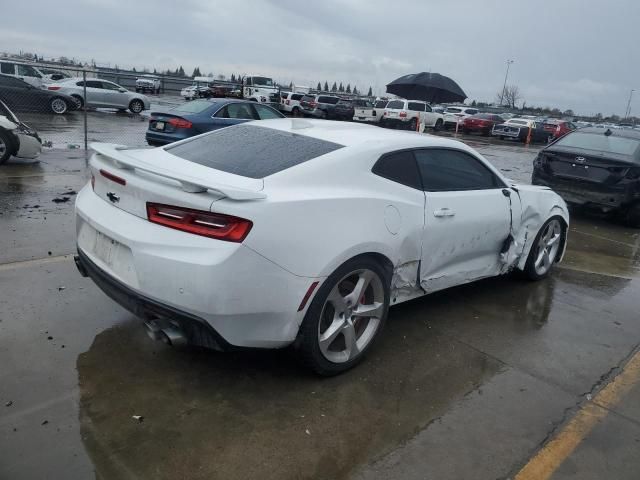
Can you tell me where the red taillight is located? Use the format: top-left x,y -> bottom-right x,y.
47,86 -> 61,91
286,99 -> 290,105
146,203 -> 253,242
99,169 -> 126,185
399,111 -> 407,118
310,101 -> 317,108
168,118 -> 193,129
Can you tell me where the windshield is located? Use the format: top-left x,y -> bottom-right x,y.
554,132 -> 640,157
386,100 -> 405,109
251,77 -> 274,87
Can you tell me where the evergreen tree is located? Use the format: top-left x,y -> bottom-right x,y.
324,81 -> 329,91
178,66 -> 185,76
289,81 -> 293,89
231,74 -> 236,82
338,82 -> 344,92
316,82 -> 322,91
153,68 -> 157,74
367,86 -> 373,97
331,82 -> 337,92
192,67 -> 202,77
346,84 -> 351,94
353,86 -> 358,95
132,67 -> 137,73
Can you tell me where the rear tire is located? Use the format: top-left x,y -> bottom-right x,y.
408,118 -> 418,131
0,129 -> 13,164
623,203 -> 640,228
129,99 -> 144,114
296,256 -> 390,376
292,106 -> 301,117
433,119 -> 443,132
523,217 -> 566,280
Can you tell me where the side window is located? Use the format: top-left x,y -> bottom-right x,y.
226,103 -> 257,120
372,151 -> 422,190
292,94 -> 303,101
85,80 -> 103,89
0,75 -> 26,87
214,106 -> 229,118
254,104 -> 282,120
414,149 -> 503,191
407,102 -> 426,112
17,65 -> 40,78
101,82 -> 122,91
425,104 -> 432,112
0,63 -> 15,75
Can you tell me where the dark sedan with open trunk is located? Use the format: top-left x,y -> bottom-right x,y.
532,127 -> 640,226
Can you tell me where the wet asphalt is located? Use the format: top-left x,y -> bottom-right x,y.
1,132 -> 640,479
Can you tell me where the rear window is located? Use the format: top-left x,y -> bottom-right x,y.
301,95 -> 316,102
445,107 -> 462,113
386,100 -> 405,109
508,120 -> 528,126
318,96 -> 339,104
374,100 -> 388,108
554,132 -> 640,158
407,102 -> 426,112
173,100 -> 214,114
291,93 -> 303,101
464,109 -> 479,115
165,124 -> 345,179
337,100 -> 352,106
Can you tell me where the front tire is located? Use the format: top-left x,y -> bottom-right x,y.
71,95 -> 84,110
523,217 -> 565,280
296,256 -> 390,376
129,99 -> 144,114
50,97 -> 68,114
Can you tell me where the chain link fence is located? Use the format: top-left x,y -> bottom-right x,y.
0,62 -> 197,153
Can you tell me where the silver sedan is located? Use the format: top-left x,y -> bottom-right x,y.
48,78 -> 150,113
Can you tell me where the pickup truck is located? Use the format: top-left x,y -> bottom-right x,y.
381,99 -> 444,131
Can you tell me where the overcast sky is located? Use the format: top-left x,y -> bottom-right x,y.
3,0 -> 638,116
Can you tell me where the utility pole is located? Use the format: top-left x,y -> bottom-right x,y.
624,89 -> 635,120
500,60 -> 514,106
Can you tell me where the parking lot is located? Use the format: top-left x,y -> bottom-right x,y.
2,137 -> 639,479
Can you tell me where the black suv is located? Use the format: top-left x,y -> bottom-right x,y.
300,94 -> 340,119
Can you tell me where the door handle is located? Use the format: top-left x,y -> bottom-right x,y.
433,208 -> 455,218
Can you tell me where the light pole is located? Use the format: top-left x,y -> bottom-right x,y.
624,89 -> 635,120
500,59 -> 514,107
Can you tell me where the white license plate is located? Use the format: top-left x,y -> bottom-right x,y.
94,231 -> 121,266
155,121 -> 165,131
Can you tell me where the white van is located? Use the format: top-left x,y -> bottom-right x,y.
0,60 -> 46,88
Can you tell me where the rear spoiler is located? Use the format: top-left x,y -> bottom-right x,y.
90,143 -> 266,201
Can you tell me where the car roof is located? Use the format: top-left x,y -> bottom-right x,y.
250,118 -> 476,151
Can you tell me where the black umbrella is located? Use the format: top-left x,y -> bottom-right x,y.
386,72 -> 467,104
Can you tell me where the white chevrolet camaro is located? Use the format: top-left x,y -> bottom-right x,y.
75,119 -> 569,375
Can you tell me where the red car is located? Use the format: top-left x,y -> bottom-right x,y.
462,113 -> 505,136
542,119 -> 576,139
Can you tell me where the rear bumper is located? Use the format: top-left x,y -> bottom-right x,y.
75,186 -> 314,348
75,248 -> 231,350
145,129 -> 191,146
532,170 -> 635,209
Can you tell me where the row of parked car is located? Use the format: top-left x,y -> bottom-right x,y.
0,72 -> 152,115
277,93 -> 576,144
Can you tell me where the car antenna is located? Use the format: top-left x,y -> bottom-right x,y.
604,128 -> 612,136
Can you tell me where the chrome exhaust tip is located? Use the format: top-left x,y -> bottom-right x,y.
143,318 -> 187,347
